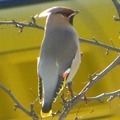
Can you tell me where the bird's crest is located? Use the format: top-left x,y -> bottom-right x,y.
34,6 -> 76,18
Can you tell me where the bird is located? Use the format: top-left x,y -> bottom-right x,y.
34,6 -> 81,118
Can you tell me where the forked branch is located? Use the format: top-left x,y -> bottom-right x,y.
112,0 -> 120,20
0,83 -> 39,120
59,55 -> 120,120
0,18 -> 120,53
0,2 -> 120,119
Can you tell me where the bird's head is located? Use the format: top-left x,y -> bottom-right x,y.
34,6 -> 79,25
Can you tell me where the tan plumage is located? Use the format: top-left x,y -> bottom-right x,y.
35,6 -> 81,118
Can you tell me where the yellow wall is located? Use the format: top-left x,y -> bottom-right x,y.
0,0 -> 120,120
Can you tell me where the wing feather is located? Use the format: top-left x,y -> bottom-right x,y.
38,76 -> 43,103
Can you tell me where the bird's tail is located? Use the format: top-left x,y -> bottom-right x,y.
41,110 -> 52,118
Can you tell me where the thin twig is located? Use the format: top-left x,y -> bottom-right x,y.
79,38 -> 120,53
0,19 -> 44,31
80,89 -> 120,102
112,0 -> 120,20
0,83 -> 39,120
0,9 -> 120,120
0,19 -> 120,53
59,55 -> 120,120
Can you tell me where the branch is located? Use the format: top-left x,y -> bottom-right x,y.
0,12 -> 120,119
112,0 -> 120,20
0,17 -> 44,32
59,55 -> 120,120
1,19 -> 120,53
81,89 -> 120,102
73,89 -> 120,120
0,83 -> 39,120
79,38 -> 120,53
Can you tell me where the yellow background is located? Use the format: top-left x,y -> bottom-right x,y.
0,0 -> 120,120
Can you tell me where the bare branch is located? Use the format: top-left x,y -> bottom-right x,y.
79,38 -> 120,53
59,55 -> 120,120
112,0 -> 120,20
0,83 -> 39,120
0,18 -> 44,31
0,9 -> 120,119
0,19 -> 120,53
80,89 -> 120,102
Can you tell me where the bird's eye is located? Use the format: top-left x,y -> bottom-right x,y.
56,12 -> 70,17
56,12 -> 74,25
61,13 -> 70,17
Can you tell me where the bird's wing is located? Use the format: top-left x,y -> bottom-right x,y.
53,47 -> 80,102
37,57 -> 43,103
53,74 -> 67,102
66,47 -> 80,83
38,76 -> 43,103
54,49 -> 80,101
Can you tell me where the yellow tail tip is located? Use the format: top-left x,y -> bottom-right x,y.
41,110 -> 52,118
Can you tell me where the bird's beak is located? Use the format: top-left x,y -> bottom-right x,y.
75,10 -> 79,14
69,10 -> 79,18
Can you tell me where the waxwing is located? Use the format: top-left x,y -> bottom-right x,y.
35,6 -> 81,118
